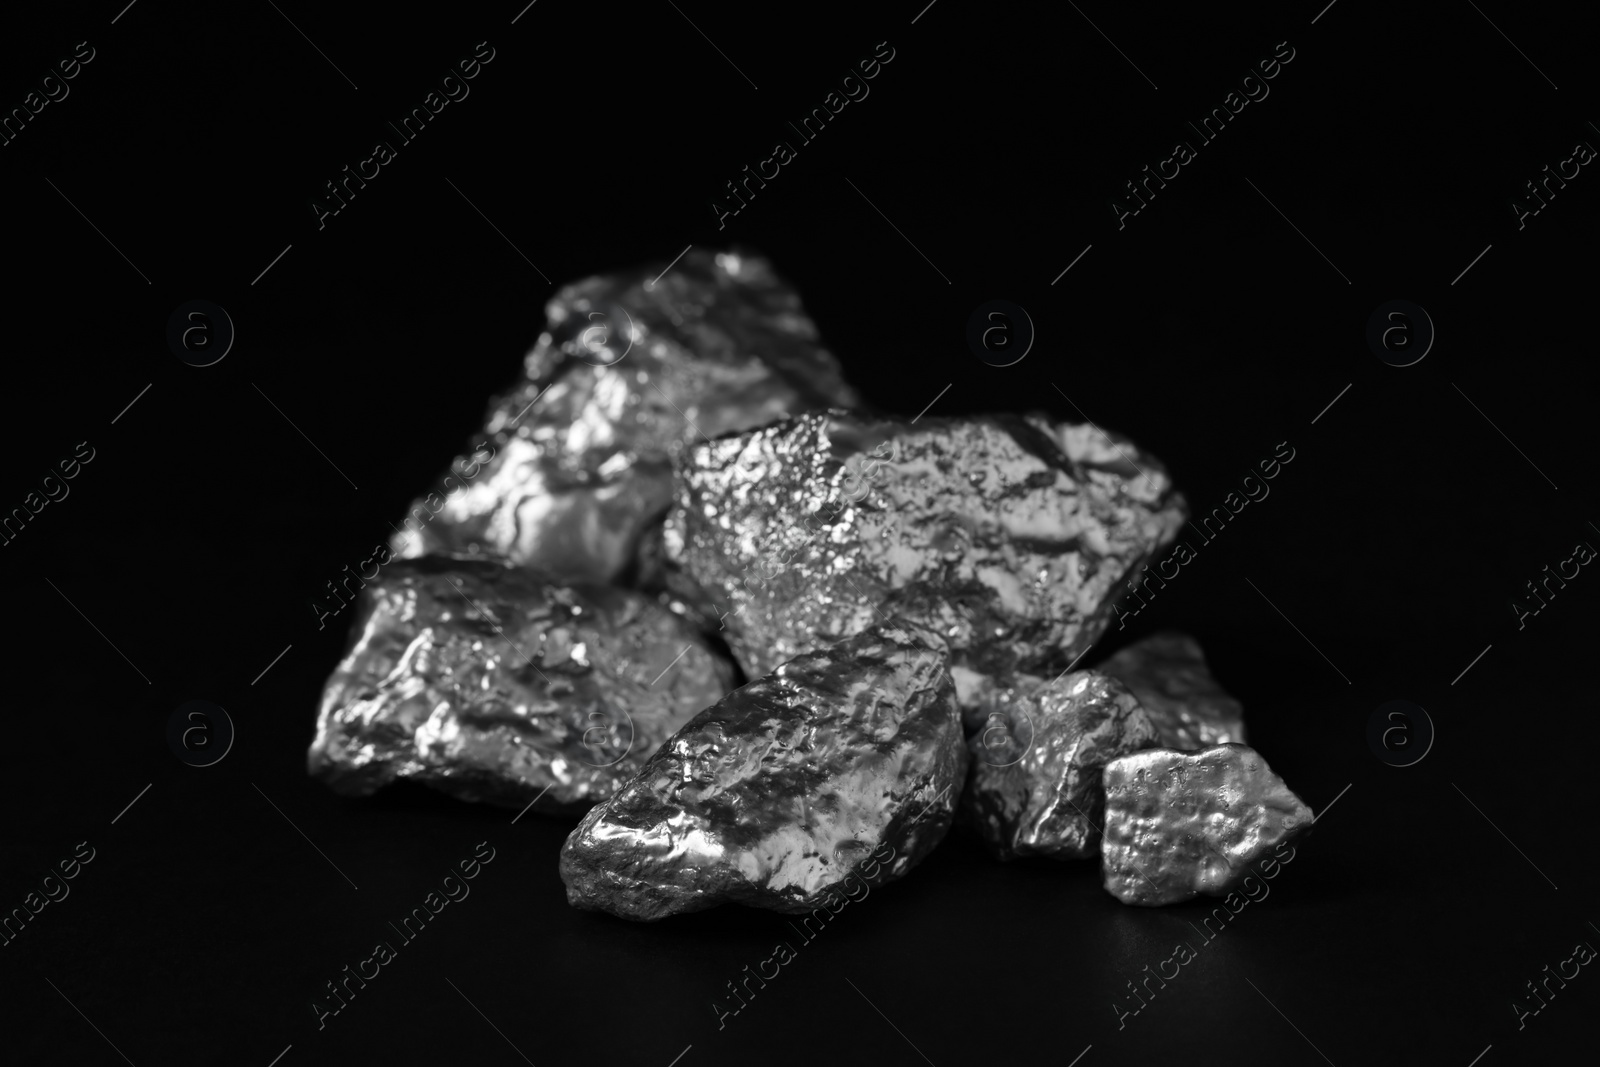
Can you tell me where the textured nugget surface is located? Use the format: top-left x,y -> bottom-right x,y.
963,671 -> 1159,860
308,558 -> 732,814
559,622 -> 966,920
1101,744 -> 1313,906
667,409 -> 1186,687
390,249 -> 859,585
1096,631 -> 1246,749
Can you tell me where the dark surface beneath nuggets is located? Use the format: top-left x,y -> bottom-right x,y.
15,3 -> 1600,1065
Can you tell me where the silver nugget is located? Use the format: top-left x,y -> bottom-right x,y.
308,558 -> 733,814
1101,744 -> 1313,906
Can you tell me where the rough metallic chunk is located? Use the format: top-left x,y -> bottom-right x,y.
963,671 -> 1159,860
389,249 -> 860,585
1025,413 -> 1180,516
308,558 -> 734,814
1100,744 -> 1313,906
666,410 -> 1187,685
559,622 -> 966,921
1095,631 -> 1246,750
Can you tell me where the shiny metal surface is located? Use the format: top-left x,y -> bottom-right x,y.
963,670 -> 1159,860
666,409 -> 1187,691
389,249 -> 859,586
1025,413 -> 1182,517
1101,744 -> 1313,906
308,557 -> 733,814
1096,631 -> 1246,749
559,622 -> 967,920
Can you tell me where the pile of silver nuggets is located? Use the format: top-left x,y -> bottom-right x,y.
308,249 -> 1314,921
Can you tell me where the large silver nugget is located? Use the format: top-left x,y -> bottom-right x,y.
666,410 -> 1187,684
559,622 -> 966,921
1101,744 -> 1313,906
389,249 -> 859,585
963,671 -> 1159,860
308,557 -> 733,814
1095,631 -> 1246,749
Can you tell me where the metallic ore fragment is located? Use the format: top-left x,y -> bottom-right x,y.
308,558 -> 733,814
388,250 -> 859,585
1095,631 -> 1246,749
963,671 -> 1159,860
667,410 -> 1186,685
1100,744 -> 1313,906
559,622 -> 967,920
1025,413 -> 1180,517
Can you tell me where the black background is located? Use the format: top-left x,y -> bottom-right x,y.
3,2 -> 1597,1065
